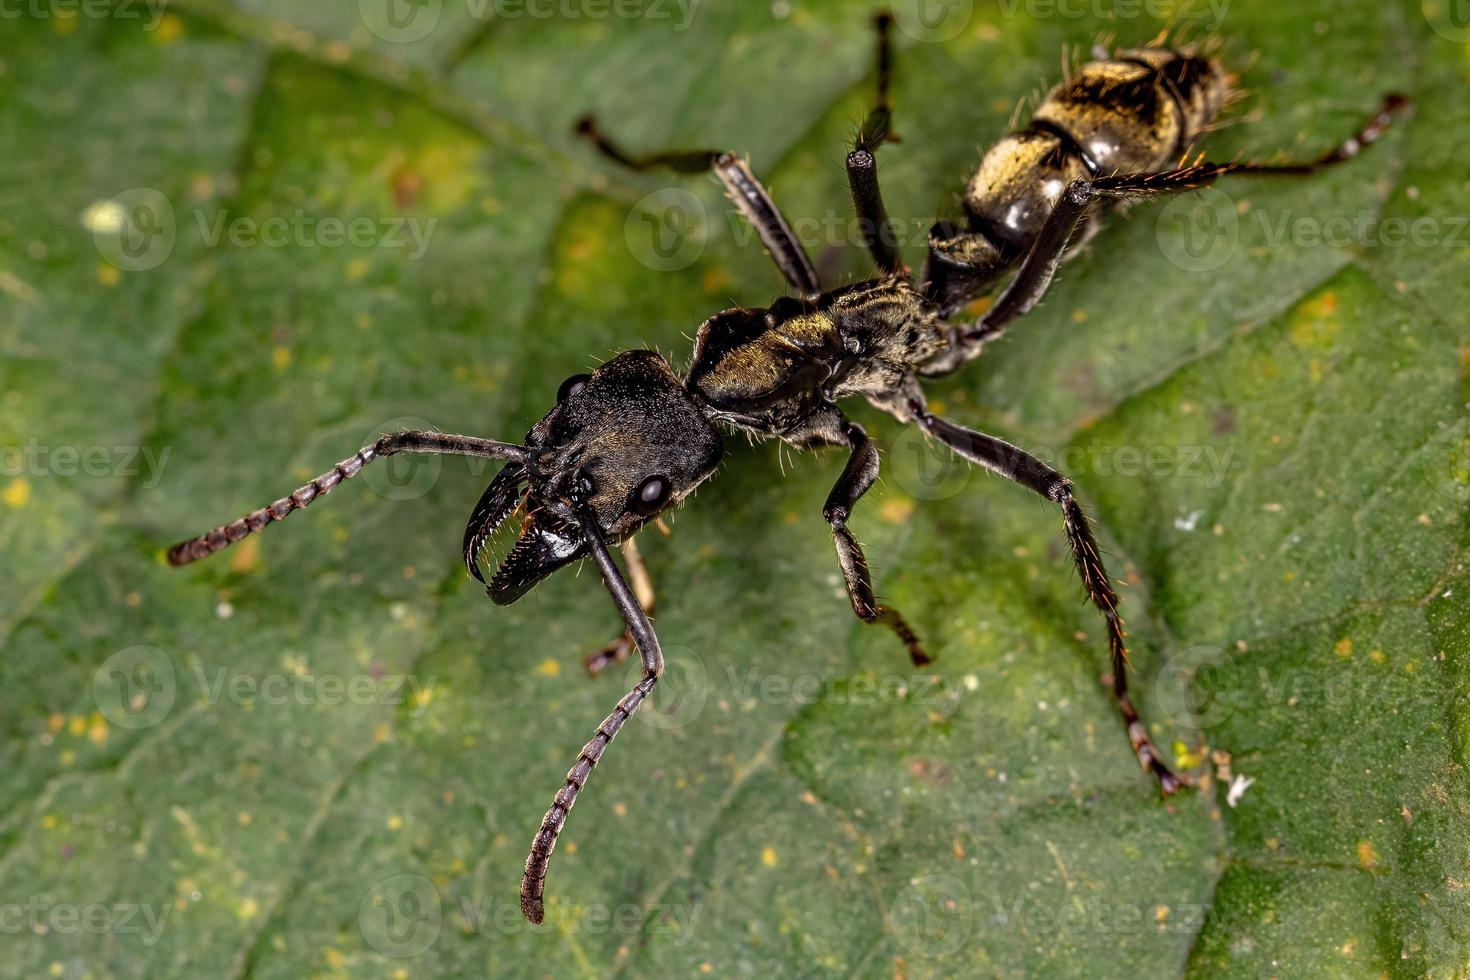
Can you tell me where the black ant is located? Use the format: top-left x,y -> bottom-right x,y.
167,17 -> 1410,924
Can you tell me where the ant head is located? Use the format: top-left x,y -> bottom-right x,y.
465,350 -> 723,604
923,220 -> 1007,313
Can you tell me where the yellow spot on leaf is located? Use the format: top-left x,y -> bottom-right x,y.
411,686 -> 433,709
702,267 -> 732,295
345,258 -> 370,281
271,346 -> 291,370
41,814 -> 56,829
880,498 -> 915,524
1334,637 -> 1354,659
1173,742 -> 1205,769
761,847 -> 778,868
536,658 -> 561,678
68,715 -> 86,737
52,11 -> 78,34
152,13 -> 185,43
324,948 -> 344,969
387,815 -> 403,831
240,898 -> 259,919
87,713 -> 109,746
1288,291 -> 1341,349
97,263 -> 120,286
3,478 -> 31,508
238,812 -> 252,826
229,535 -> 261,574
1356,839 -> 1380,869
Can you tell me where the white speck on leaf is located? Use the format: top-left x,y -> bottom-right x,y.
1226,775 -> 1255,808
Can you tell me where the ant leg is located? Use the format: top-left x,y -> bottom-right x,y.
583,537 -> 656,676
847,12 -> 903,275
167,432 -> 527,566
948,93 -> 1411,353
1189,93 -> 1410,178
521,510 -> 664,924
575,116 -> 821,296
801,409 -> 930,666
911,405 -> 1182,793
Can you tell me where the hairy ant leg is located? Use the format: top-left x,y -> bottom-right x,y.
847,11 -> 904,275
521,507 -> 665,925
912,407 -> 1182,794
795,408 -> 930,667
575,115 -> 821,296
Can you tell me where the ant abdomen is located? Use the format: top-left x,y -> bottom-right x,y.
963,47 -> 1228,251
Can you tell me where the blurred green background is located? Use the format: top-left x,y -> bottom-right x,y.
2,0 -> 1468,975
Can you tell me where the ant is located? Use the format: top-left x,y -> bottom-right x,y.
167,17 -> 1410,924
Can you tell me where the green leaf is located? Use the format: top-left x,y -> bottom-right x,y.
1,1 -> 1466,976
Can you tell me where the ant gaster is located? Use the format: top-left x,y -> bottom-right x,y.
167,17 -> 1410,924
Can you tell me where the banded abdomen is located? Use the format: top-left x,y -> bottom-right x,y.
965,46 -> 1228,253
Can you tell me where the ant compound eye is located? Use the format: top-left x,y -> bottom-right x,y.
557,373 -> 591,402
630,475 -> 670,516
